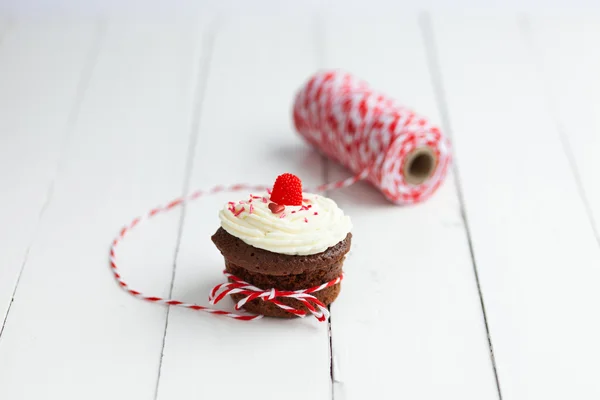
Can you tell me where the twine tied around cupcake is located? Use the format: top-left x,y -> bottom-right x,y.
209,272 -> 343,321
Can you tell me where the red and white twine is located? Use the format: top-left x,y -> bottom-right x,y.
109,70 -> 450,321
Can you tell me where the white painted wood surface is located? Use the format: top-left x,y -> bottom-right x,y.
0,21 -> 98,326
0,21 -> 208,399
432,15 -> 600,400
527,16 -> 600,242
0,13 -> 599,400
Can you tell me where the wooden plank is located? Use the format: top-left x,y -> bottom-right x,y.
527,16 -> 600,242
320,15 -> 500,399
431,15 -> 600,399
0,21 -> 208,399
155,17 -> 332,400
0,21 -> 97,327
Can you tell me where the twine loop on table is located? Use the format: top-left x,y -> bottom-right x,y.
109,179 -> 361,322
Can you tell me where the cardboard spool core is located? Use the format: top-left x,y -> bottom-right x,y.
403,147 -> 437,185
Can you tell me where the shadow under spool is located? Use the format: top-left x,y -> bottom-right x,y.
402,146 -> 437,185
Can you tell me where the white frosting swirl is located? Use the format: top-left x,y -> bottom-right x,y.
219,192 -> 351,256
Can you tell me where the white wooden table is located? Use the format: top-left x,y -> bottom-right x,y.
0,13 -> 599,400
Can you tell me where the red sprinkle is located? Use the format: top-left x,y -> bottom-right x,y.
314,212 -> 318,215
262,197 -> 268,203
234,207 -> 245,217
251,195 -> 262,199
268,203 -> 285,214
304,217 -> 308,223
291,211 -> 296,214
249,204 -> 254,214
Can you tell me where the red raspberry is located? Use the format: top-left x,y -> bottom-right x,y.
270,173 -> 303,206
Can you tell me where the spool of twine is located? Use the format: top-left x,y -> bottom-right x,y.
293,70 -> 451,204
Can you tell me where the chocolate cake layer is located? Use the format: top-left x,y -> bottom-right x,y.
211,227 -> 351,276
225,259 -> 343,291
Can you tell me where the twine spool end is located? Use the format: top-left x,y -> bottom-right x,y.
403,147 -> 437,185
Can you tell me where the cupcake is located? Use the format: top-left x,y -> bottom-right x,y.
211,173 -> 352,318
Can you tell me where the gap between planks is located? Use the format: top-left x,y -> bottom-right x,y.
153,20 -> 218,400
419,12 -> 504,400
0,21 -> 106,340
313,11 -> 338,400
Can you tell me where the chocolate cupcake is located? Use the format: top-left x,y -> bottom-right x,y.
211,173 -> 352,318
